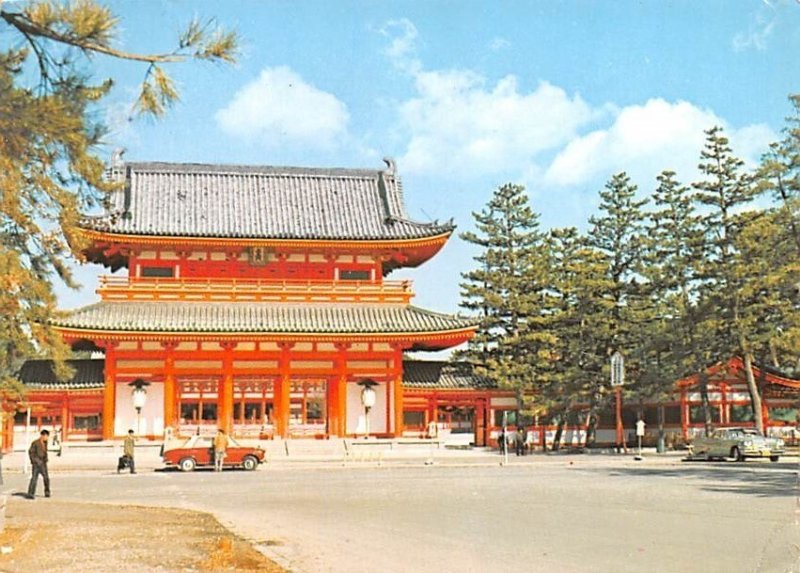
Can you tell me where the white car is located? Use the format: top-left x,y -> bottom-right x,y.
689,427 -> 785,462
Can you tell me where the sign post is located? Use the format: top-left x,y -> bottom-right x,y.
635,419 -> 646,461
610,352 -> 626,453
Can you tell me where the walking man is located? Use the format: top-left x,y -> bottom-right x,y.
118,429 -> 136,474
27,429 -> 50,499
213,428 -> 228,472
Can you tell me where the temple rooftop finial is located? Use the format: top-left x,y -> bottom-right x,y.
111,148 -> 126,169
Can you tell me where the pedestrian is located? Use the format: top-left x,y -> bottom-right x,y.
213,428 -> 228,472
27,429 -> 51,499
516,425 -> 527,456
52,426 -> 62,457
118,429 -> 136,474
498,427 -> 506,455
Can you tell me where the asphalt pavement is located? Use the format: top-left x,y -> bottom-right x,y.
2,443 -> 798,573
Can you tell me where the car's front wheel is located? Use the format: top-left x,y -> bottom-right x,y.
770,455 -> 780,462
730,447 -> 744,462
242,455 -> 258,471
178,457 -> 197,472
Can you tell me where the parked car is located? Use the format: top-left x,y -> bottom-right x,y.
688,427 -> 785,462
162,435 -> 266,471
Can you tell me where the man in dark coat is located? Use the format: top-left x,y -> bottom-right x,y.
118,429 -> 136,474
27,429 -> 50,499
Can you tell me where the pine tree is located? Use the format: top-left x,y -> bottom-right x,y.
543,227 -> 614,449
459,183 -> 553,414
0,1 -> 238,391
693,126 -> 766,433
757,94 -> 800,255
585,172 -> 649,441
639,171 -> 706,445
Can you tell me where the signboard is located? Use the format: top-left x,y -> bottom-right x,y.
636,419 -> 646,437
610,351 -> 625,387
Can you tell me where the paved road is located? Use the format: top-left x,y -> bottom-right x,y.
4,456 -> 799,573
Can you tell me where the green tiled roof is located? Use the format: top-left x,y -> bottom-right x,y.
83,160 -> 454,241
53,301 -> 476,335
402,361 -> 495,389
17,359 -> 105,390
17,358 -> 492,391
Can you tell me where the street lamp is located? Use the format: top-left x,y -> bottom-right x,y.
129,379 -> 150,436
610,351 -> 626,453
359,379 -> 377,439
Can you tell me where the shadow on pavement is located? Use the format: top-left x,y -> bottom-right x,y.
579,461 -> 798,498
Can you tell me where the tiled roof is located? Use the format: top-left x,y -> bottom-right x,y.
402,361 -> 495,389
17,359 -> 104,390
52,301 -> 476,335
17,359 -> 491,391
83,160 -> 454,241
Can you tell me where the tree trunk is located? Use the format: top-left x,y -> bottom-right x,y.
768,339 -> 781,369
742,352 -> 765,434
657,403 -> 666,453
585,408 -> 598,448
699,372 -> 713,436
552,415 -> 566,452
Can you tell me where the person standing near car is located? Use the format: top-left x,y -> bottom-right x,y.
213,428 -> 228,472
27,429 -> 50,499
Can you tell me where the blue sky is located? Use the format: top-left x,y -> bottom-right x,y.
46,0 -> 800,316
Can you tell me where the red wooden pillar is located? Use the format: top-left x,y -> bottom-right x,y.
475,397 -> 486,447
335,343 -> 349,437
719,383 -> 728,425
326,374 -> 339,436
615,386 -> 623,449
219,341 -> 236,434
392,344 -> 404,437
61,395 -> 69,441
761,400 -> 770,433
277,342 -> 293,438
680,388 -> 688,440
428,393 -> 438,427
162,341 -> 178,432
102,341 -> 118,440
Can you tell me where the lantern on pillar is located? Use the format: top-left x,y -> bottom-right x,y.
129,379 -> 150,436
359,379 -> 378,439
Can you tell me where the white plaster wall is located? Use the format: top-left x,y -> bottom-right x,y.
346,382 -> 388,436
114,382 -> 165,436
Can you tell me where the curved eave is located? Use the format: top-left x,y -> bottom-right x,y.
53,325 -> 477,349
78,227 -> 452,251
80,228 -> 452,271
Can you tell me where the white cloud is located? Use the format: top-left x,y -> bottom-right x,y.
380,19 -> 422,75
379,20 -> 597,178
399,73 -> 595,176
733,2 -> 779,52
215,66 -> 349,149
489,37 -> 511,52
544,99 -> 775,188
733,17 -> 775,51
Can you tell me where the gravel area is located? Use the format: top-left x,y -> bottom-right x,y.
0,496 -> 286,572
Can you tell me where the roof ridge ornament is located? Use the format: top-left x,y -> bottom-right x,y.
111,148 -> 126,169
382,157 -> 396,176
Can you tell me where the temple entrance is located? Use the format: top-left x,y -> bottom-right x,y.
288,378 -> 327,437
233,378 -> 275,438
178,379 -> 219,435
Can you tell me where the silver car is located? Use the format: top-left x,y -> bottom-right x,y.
689,427 -> 785,462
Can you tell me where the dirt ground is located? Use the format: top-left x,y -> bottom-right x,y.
0,496 -> 286,572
